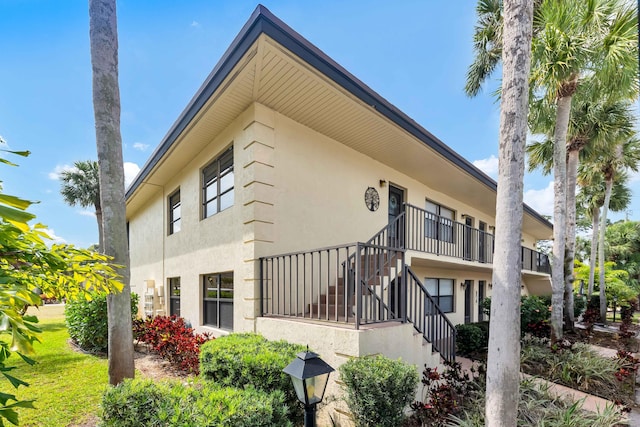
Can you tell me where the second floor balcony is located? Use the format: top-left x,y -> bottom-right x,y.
391,204 -> 550,274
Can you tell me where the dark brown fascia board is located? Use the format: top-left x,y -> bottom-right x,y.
126,4 -> 553,231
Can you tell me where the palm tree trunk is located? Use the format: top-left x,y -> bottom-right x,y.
588,206 -> 600,297
485,1 -> 533,425
550,94 -> 572,343
563,149 -> 579,330
89,0 -> 134,385
598,179 -> 613,323
95,204 -> 104,252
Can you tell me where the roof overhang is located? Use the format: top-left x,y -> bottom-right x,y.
125,4 -> 553,238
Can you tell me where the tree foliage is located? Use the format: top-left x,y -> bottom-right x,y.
0,146 -> 122,426
59,160 -> 102,250
574,260 -> 636,304
606,220 -> 640,289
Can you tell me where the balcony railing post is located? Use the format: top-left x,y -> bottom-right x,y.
355,242 -> 361,330
259,257 -> 264,317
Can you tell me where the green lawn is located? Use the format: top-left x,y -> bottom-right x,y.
7,306 -> 108,427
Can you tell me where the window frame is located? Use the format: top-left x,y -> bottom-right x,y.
202,146 -> 234,219
168,189 -> 181,235
425,199 -> 455,243
168,277 -> 181,317
424,277 -> 454,313
202,272 -> 234,330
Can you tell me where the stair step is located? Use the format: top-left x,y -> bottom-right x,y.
310,303 -> 350,315
328,284 -> 345,296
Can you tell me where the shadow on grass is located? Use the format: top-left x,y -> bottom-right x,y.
38,321 -> 67,333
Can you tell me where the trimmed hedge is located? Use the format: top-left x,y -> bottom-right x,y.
65,292 -> 139,353
339,355 -> 418,427
456,322 -> 489,356
199,333 -> 307,423
100,378 -> 292,427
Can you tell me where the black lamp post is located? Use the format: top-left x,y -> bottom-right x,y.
283,349 -> 335,427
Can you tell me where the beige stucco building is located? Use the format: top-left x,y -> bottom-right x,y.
126,5 -> 552,414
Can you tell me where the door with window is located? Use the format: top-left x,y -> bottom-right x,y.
464,280 -> 473,324
463,216 -> 473,260
168,277 -> 180,317
388,185 -> 404,247
479,221 -> 487,263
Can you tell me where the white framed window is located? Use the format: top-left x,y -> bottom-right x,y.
203,272 -> 234,330
202,146 -> 234,219
425,200 -> 454,242
425,278 -> 454,313
168,189 -> 181,234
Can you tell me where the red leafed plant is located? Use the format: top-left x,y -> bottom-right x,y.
133,315 -> 212,374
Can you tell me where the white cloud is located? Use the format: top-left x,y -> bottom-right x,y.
473,155 -> 499,178
133,142 -> 149,151
78,209 -> 96,217
48,164 -> 75,180
124,162 -> 141,189
191,20 -> 200,28
627,168 -> 640,183
42,228 -> 67,244
524,181 -> 554,218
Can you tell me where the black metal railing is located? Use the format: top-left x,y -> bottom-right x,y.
260,241 -> 404,328
404,204 -> 494,263
403,204 -> 549,273
405,266 -> 456,363
521,246 -> 551,273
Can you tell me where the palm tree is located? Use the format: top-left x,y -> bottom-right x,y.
89,0 -> 134,385
588,138 -> 640,322
484,1 -> 534,425
467,0 -> 638,342
576,172 -> 631,297
59,160 -> 103,250
528,95 -> 636,329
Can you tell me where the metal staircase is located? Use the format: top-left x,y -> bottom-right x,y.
261,212 -> 456,363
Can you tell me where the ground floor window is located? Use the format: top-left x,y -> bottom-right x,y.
168,277 -> 180,317
203,272 -> 234,330
425,278 -> 454,313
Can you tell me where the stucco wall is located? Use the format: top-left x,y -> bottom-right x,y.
128,101 -> 549,337
256,317 -> 442,426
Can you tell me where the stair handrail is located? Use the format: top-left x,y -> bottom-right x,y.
404,264 -> 456,363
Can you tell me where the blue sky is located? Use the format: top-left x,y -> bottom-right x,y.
0,0 -> 637,248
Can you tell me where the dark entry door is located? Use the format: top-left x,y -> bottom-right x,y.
388,185 -> 404,247
479,221 -> 487,263
464,280 -> 473,324
478,280 -> 485,321
463,216 -> 473,260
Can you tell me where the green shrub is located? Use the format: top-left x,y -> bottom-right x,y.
520,336 -> 634,406
339,355 -> 418,427
100,378 -> 292,427
455,323 -> 488,356
199,333 -> 306,423
65,292 -> 139,353
574,293 -> 587,318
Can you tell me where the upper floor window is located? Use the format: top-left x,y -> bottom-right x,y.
202,146 -> 234,219
168,189 -> 181,234
425,200 -> 454,242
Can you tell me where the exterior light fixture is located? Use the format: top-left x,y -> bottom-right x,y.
283,348 -> 335,427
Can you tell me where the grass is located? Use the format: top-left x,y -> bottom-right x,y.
7,305 -> 108,426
